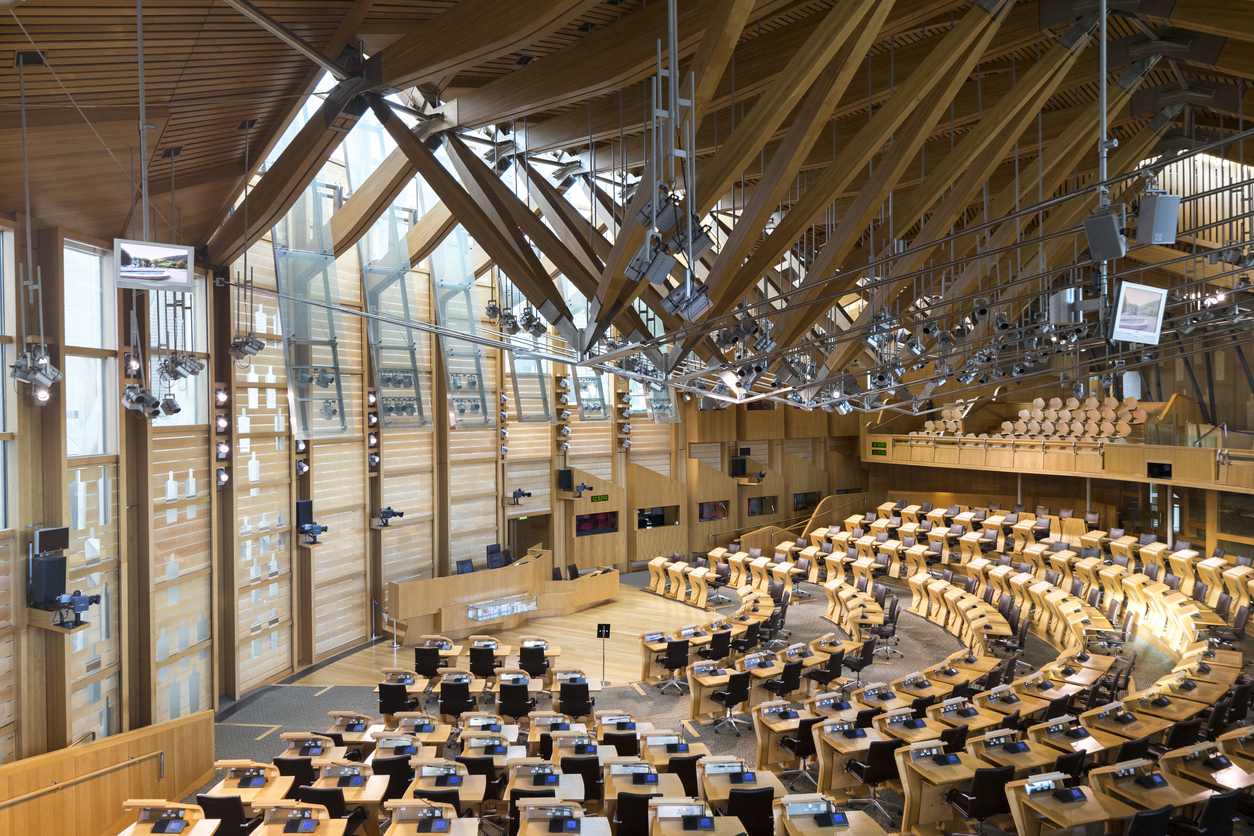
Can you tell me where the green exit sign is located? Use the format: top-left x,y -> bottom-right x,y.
590,494 -> 609,502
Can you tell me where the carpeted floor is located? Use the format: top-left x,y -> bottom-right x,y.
200,570 -> 1247,832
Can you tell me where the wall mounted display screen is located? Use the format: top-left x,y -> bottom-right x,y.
575,511 -> 617,537
115,239 -> 195,291
698,501 -> 728,522
1111,281 -> 1168,345
794,491 -> 822,512
637,505 -> 679,529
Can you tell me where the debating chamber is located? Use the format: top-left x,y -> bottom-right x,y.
5,0 -> 1254,834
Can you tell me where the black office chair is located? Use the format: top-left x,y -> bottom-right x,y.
507,788 -> 556,836
1113,736 -> 1151,763
804,649 -> 845,693
439,681 -> 475,721
559,755 -> 603,806
1043,696 -> 1072,720
656,638 -> 690,695
698,630 -> 732,663
295,787 -> 369,835
843,639 -> 876,689
712,670 -> 751,735
456,754 -> 507,802
378,682 -> 418,718
371,755 -> 415,804
1053,750 -> 1086,786
1203,698 -> 1232,742
999,710 -> 1022,732
274,757 -> 315,798
708,562 -> 732,605
945,765 -> 1014,836
469,646 -> 502,681
847,738 -> 905,820
518,646 -> 551,681
414,646 -> 447,679
498,682 -> 535,723
729,621 -> 760,655
780,717 -> 821,789
1149,718 -> 1204,760
602,732 -> 639,757
910,695 -> 936,715
1208,606 -> 1249,648
1167,786 -> 1243,836
1192,582 -> 1209,603
552,567 -> 563,581
1126,805 -> 1174,836
196,794 -> 262,834
871,596 -> 902,659
667,755 -> 701,797
537,733 -> 554,761
615,791 -> 660,836
763,659 -> 803,702
854,707 -> 881,729
727,787 -> 776,836
557,681 -> 594,720
567,563 -> 580,580
940,724 -> 969,755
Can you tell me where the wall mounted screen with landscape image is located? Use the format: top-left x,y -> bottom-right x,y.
114,238 -> 196,291
1111,281 -> 1167,345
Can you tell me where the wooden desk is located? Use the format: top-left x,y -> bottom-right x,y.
504,773 -> 585,803
521,818 -> 610,836
119,821 -> 219,836
1033,724 -> 1124,759
702,770 -> 788,812
972,738 -> 1058,776
1127,693 -> 1208,723
753,706 -> 818,772
899,750 -> 981,831
1173,756 -> 1254,791
653,817 -> 745,836
1021,785 -> 1137,829
875,716 -> 948,744
257,822 -> 348,836
1165,680 -> 1229,705
205,776 -> 294,813
312,774 -> 389,836
1102,770 -> 1214,810
929,704 -> 1003,734
894,677 -> 953,703
782,808 -> 888,836
687,664 -> 734,722
643,741 -> 711,769
407,774 -> 488,809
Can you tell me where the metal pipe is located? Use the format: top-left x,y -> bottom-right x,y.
137,0 -> 149,240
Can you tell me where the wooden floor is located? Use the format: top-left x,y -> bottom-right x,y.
297,579 -> 716,688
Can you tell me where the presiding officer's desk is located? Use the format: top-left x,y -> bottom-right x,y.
813,718 -> 886,793
118,800 -> 217,836
253,802 -> 348,836
206,760 -> 293,813
775,795 -> 890,836
382,800 -> 472,836
752,700 -> 818,772
1027,714 -> 1124,760
894,739 -> 982,831
966,730 -> 1057,777
502,759 -> 586,803
1088,758 -> 1215,811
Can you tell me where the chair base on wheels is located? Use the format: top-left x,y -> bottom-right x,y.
779,763 -> 818,791
656,670 -> 689,695
713,708 -> 748,735
843,788 -> 902,823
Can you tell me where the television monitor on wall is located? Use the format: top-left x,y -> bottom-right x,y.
574,512 -> 617,537
114,238 -> 196,291
1111,281 -> 1167,345
456,559 -> 475,575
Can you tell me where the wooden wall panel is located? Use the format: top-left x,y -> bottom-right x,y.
564,468 -> 626,571
785,408 -> 828,438
381,521 -> 434,612
785,438 -> 814,463
0,540 -> 10,628
689,442 -> 724,473
687,458 -> 740,554
628,451 -> 670,478
151,501 -> 212,580
311,507 -> 368,658
738,406 -> 784,440
238,576 -> 293,640
686,403 -> 736,443
568,456 -> 611,482
312,576 -> 369,658
155,646 -> 212,722
626,463 -> 688,563
312,443 -> 366,506
239,624 -> 293,694
382,427 -> 435,471
0,635 -> 13,762
505,460 -> 552,517
153,574 -> 212,669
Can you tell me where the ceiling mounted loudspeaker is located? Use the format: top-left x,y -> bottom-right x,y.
1083,204 -> 1128,261
1137,191 -> 1181,245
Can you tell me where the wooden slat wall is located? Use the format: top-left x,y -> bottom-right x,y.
689,442 -> 723,472
505,460 -> 551,517
155,646 -> 213,723
785,438 -> 814,463
381,424 -> 436,607
311,507 -> 369,658
448,425 -> 498,568
628,451 -> 669,477
0,634 -> 13,763
569,456 -> 611,482
381,522 -> 434,612
737,440 -> 771,462
628,420 -> 671,477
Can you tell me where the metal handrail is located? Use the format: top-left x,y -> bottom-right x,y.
703,493 -> 868,549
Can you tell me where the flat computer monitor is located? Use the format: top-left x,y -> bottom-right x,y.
456,559 -> 475,575
34,526 -> 70,553
1111,281 -> 1167,345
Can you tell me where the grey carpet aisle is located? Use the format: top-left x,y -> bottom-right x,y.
200,570 -> 1249,833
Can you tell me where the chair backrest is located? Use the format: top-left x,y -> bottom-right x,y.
966,765 -> 1014,816
1017,563 -> 1031,575
196,795 -> 248,832
1087,588 -> 1101,608
903,537 -> 916,549
873,584 -> 887,606
1044,570 -> 1060,587
663,638 -> 690,666
1036,506 -> 1050,517
949,524 -> 963,536
1138,533 -> 1158,546
824,649 -> 845,673
1050,540 -> 1068,553
973,510 -> 987,522
982,666 -> 1003,692
998,594 -> 1012,616
1125,805 -> 1173,836
999,710 -> 1021,731
727,543 -> 740,555
379,682 -> 413,715
519,646 -> 550,676
667,756 -> 702,797
1164,574 -> 1180,590
1114,553 -> 1129,568
946,506 -> 960,516
440,681 -> 473,716
795,557 -> 811,574
1193,582 -> 1209,603
371,754 -> 415,803
963,577 -> 978,594
789,717 -> 821,759
616,792 -> 661,836
1059,509 -> 1073,519
982,528 -> 996,542
854,708 -> 880,729
1069,578 -> 1084,598
1164,718 -> 1203,749
414,646 -> 443,677
723,670 -> 752,704
940,724 -> 969,754
1008,605 -> 1022,632
856,576 -> 868,593
920,503 -> 934,513
1053,751 -> 1085,783
910,695 -> 936,715
941,569 -> 954,583
1081,547 -> 1100,560
1234,606 -> 1250,632
772,552 -> 787,564
602,732 -> 640,757
715,561 -> 731,580
748,547 -> 763,558
707,630 -> 732,657
558,682 -> 593,718
726,787 -> 776,835
1238,554 -> 1254,568
1105,598 -> 1120,622
1205,699 -> 1232,740
768,580 -> 784,602
1044,696 -> 1071,720
567,563 -> 580,580
777,660 -> 803,692
1215,593 -> 1232,621
862,739 -> 906,783
1195,787 -> 1244,836
553,567 -> 563,581
499,683 -> 533,717
456,754 -> 497,780
820,542 -> 833,554
559,755 -> 603,802
1176,540 -> 1192,551
920,520 -> 933,533
470,646 -> 498,677
295,786 -> 348,819
1085,512 -> 1099,524
508,788 -> 556,836
1114,736 -> 1150,762
274,757 -> 315,788
1012,504 -> 1025,513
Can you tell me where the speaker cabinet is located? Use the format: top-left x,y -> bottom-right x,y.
1137,193 -> 1180,245
1084,205 -> 1127,261
30,554 -> 67,609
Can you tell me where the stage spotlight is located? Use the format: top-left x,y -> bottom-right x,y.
216,468 -> 230,486
295,459 -> 309,476
319,400 -> 338,421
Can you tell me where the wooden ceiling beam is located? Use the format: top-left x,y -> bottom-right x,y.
378,0 -> 602,91
682,0 -> 758,131
205,95 -> 364,269
692,0 -> 886,216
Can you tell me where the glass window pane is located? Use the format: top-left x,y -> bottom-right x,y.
64,243 -> 114,350
66,356 -> 115,457
1219,492 -> 1254,540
